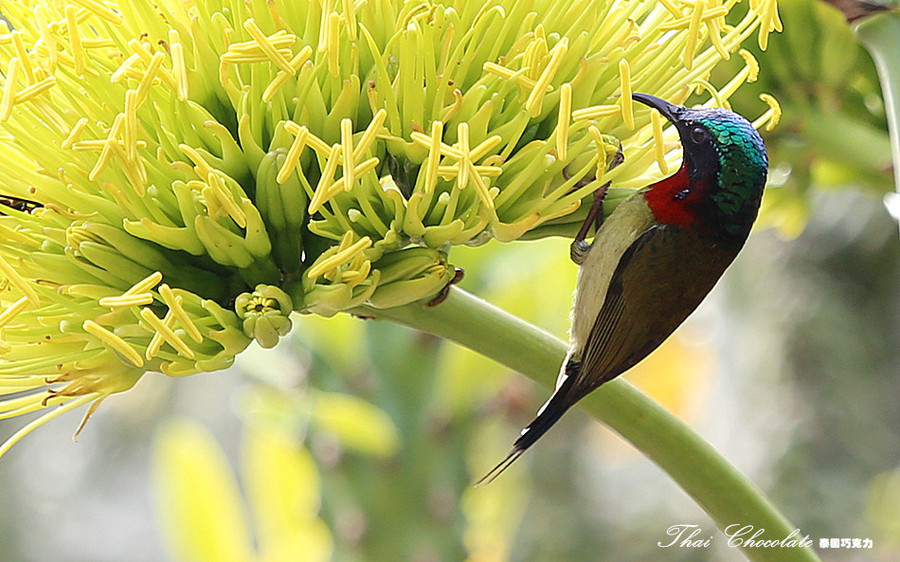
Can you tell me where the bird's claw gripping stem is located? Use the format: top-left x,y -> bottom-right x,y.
570,182 -> 610,265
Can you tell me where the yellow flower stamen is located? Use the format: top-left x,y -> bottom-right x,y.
309,145 -> 343,214
572,105 -> 621,121
15,76 -> 56,104
158,286 -> 203,343
353,108 -> 387,161
0,254 -> 40,305
89,113 -> 124,180
683,0 -> 706,70
169,30 -> 189,101
0,296 -> 31,328
619,59 -> 634,130
82,320 -> 144,368
179,144 -> 215,180
134,51 -> 167,107
424,120 -> 444,193
526,38 -> 567,117
342,0 -> 358,40
262,46 -> 312,102
71,0 -> 124,24
753,93 -> 781,131
11,32 -> 35,85
694,79 -> 730,109
98,293 -> 154,308
285,121 -> 331,156
341,118 -> 356,191
327,12 -> 341,76
277,125 -> 309,184
0,58 -> 20,121
124,271 -> 164,296
0,395 -> 96,459
456,122 -> 471,190
140,307 -> 196,360
65,6 -> 85,76
556,83 -> 572,161
659,5 -> 728,31
306,233 -> 372,278
242,19 -> 296,73
651,111 -> 669,175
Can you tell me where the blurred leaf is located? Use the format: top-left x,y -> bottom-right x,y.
153,419 -> 254,562
310,391 -> 401,458
865,470 -> 900,554
292,312 -> 366,374
242,427 -> 332,562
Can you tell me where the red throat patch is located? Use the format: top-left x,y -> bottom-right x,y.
642,165 -> 711,227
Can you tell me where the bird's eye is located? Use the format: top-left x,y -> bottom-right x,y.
690,126 -> 709,144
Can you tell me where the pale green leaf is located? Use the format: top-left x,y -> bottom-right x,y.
310,391 -> 401,458
153,419 -> 254,562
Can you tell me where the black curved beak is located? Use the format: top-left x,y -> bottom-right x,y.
632,93 -> 681,123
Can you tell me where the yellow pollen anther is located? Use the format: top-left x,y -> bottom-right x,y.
327,12 -> 341,76
619,59 -> 634,130
306,235 -> 373,279
456,123 -> 471,190
286,121 -> 331,156
65,6 -> 85,76
0,255 -> 39,306
15,76 -> 56,103
0,58 -> 20,122
89,113 -> 124,180
683,0 -> 705,70
82,320 -> 144,368
526,38 -> 567,117
739,49 -> 760,82
179,144 -> 215,180
0,297 -> 31,328
243,19 -> 296,73
71,0 -> 124,24
262,46 -> 312,102
651,111 -> 669,175
11,32 -> 35,85
134,51 -> 166,107
353,108 -> 387,160
158,286 -> 203,343
98,293 -> 154,308
754,93 -> 781,131
277,125 -> 309,184
140,308 -> 196,360
343,0 -> 358,40
124,271 -> 163,295
424,120 -> 444,193
556,83 -> 572,161
308,145 -> 343,214
572,104 -> 621,121
341,119 -> 356,191
169,30 -> 189,101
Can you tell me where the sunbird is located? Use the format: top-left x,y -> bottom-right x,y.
480,93 -> 768,482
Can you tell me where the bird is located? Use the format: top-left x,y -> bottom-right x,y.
478,93 -> 768,483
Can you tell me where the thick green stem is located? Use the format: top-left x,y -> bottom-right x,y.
855,10 -> 900,197
357,289 -> 821,562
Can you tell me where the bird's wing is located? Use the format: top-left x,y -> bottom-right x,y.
577,225 -> 663,388
577,225 -> 733,393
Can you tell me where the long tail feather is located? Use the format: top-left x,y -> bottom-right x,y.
475,365 -> 580,484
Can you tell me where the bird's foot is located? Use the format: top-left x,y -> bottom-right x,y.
570,181 -> 610,265
426,267 -> 465,306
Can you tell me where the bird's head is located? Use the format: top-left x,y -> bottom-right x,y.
632,93 -> 768,236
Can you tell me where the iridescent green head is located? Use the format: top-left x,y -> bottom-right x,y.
633,94 -> 768,238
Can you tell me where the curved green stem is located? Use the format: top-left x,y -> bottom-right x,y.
855,10 -> 900,198
356,289 -> 821,562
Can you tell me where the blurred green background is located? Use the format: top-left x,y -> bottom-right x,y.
2,1 -> 900,560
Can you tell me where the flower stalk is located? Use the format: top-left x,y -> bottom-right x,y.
358,289 -> 822,562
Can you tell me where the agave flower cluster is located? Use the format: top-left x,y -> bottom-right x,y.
0,0 -> 781,454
